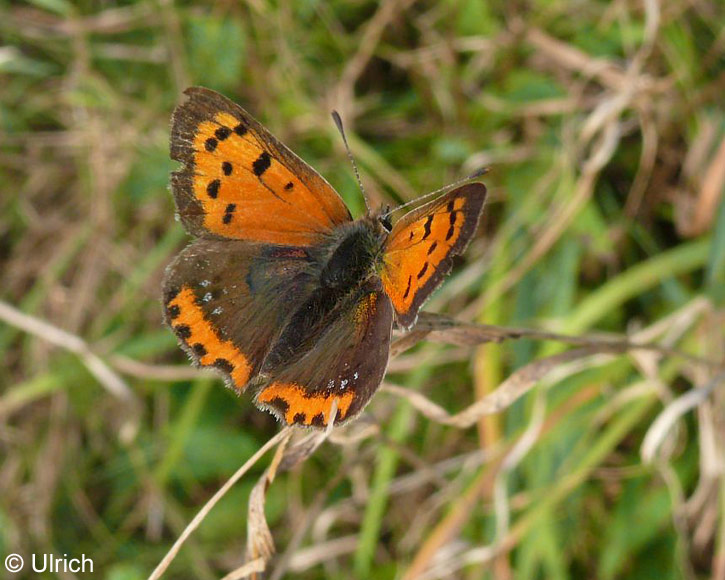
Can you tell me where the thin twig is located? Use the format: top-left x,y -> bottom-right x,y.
404,312 -> 723,370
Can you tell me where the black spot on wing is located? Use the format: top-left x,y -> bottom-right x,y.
417,262 -> 429,279
205,138 -> 217,152
445,210 -> 458,241
165,287 -> 180,303
253,151 -> 271,176
422,215 -> 434,240
403,275 -> 412,299
310,413 -> 326,428
215,126 -> 232,140
207,179 -> 220,198
223,203 -> 236,224
270,396 -> 289,416
214,358 -> 234,373
222,161 -> 233,175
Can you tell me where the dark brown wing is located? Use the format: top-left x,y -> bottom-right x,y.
254,278 -> 394,427
162,239 -> 318,391
171,87 -> 352,245
380,183 -> 486,329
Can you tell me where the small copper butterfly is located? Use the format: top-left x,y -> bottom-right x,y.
163,87 -> 487,428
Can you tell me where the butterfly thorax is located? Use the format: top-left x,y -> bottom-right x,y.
319,216 -> 387,290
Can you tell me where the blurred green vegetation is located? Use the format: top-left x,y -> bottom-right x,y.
1,1 -> 723,579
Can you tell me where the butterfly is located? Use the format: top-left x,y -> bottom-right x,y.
163,87 -> 487,428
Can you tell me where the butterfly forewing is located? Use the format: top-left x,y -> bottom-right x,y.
171,87 -> 352,246
380,183 -> 487,328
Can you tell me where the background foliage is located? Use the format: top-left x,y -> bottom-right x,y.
1,0 -> 724,579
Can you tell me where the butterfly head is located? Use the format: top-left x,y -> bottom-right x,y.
378,206 -> 393,232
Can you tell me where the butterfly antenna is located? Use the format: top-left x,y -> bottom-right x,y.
382,167 -> 489,218
331,110 -> 370,212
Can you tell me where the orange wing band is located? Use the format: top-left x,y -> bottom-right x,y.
257,383 -> 354,426
167,286 -> 251,389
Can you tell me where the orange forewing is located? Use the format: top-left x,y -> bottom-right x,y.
171,87 -> 352,245
381,183 -> 487,328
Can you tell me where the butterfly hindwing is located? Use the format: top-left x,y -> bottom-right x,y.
163,239 -> 319,391
171,87 -> 352,245
380,183 -> 487,328
255,278 -> 394,427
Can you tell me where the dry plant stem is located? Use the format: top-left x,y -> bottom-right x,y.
219,559 -> 266,580
147,427 -> 293,580
409,312 -> 723,370
624,106 -> 658,217
405,287 -> 716,577
641,372 -> 725,464
468,12 -> 664,313
389,303 -> 720,431
247,432 -> 293,570
289,444 -> 497,563
287,535 -> 360,573
494,391 -> 547,528
87,311 -> 724,388
109,354 -> 215,381
686,137 -> 725,236
0,299 -> 137,405
157,0 -> 189,91
478,170 -> 600,310
385,348 -> 609,429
